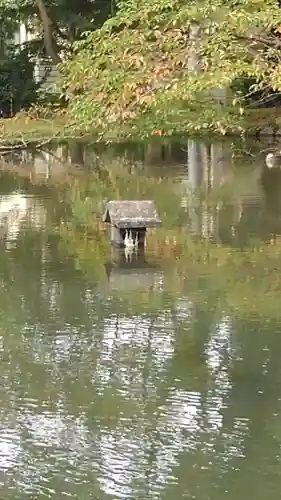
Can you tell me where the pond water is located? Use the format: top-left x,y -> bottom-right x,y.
1,137 -> 281,499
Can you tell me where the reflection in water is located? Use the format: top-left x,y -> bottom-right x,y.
1,140 -> 281,499
0,191 -> 46,250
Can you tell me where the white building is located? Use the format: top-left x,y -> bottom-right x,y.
13,22 -> 58,90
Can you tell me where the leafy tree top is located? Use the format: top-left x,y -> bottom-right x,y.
59,0 -> 281,136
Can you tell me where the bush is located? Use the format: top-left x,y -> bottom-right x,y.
0,49 -> 37,116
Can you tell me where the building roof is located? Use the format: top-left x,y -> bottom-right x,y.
102,200 -> 161,228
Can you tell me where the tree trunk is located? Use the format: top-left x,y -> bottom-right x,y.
188,22 -> 200,72
35,0 -> 61,64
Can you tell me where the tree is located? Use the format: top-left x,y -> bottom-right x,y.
58,0 -> 281,137
0,0 -> 113,63
33,0 -> 113,62
0,0 -> 114,113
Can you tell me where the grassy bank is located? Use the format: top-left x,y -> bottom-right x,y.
0,114 -> 71,147
0,106 -> 281,147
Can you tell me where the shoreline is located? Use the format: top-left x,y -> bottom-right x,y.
0,108 -> 281,148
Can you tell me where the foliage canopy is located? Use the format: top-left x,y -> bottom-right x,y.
59,0 -> 281,137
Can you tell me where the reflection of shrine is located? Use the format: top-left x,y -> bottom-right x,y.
104,247 -> 161,291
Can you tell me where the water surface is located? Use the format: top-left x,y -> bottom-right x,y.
1,138 -> 281,500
